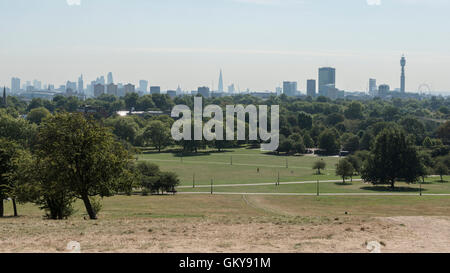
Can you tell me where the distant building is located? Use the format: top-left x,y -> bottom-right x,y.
307,79 -> 316,97
107,72 -> 114,85
33,80 -> 42,90
106,83 -> 118,96
78,74 -> 84,93
318,67 -> 336,97
228,84 -> 235,94
197,86 -> 210,98
11,77 -> 20,93
276,87 -> 282,96
167,90 -> 176,98
400,55 -> 406,93
66,81 -> 77,93
124,83 -> 135,94
139,80 -> 148,93
369,78 -> 377,96
283,81 -> 297,97
378,84 -> 390,96
218,69 -> 224,92
150,86 -> 161,95
94,83 -> 105,97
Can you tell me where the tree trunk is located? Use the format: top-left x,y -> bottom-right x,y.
441,175 -> 443,182
12,199 -> 18,217
82,195 -> 97,220
391,180 -> 395,189
0,200 -> 3,217
342,177 -> 345,184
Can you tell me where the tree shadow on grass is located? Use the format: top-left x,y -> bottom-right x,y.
360,186 -> 426,193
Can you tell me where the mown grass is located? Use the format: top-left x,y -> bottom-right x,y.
178,176 -> 450,194
138,148 -> 342,186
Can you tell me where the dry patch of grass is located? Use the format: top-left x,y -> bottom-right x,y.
1,195 -> 450,253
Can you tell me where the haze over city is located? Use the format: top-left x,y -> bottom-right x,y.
1,0 -> 450,94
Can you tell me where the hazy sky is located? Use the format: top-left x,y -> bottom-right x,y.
1,0 -> 450,93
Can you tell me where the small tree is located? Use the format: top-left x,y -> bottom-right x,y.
434,163 -> 448,182
144,120 -> 171,152
313,160 -> 326,175
336,159 -> 355,184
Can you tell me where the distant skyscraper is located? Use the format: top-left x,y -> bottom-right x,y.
307,79 -> 316,97
379,84 -> 390,95
66,81 -> 77,92
78,74 -> 84,93
107,72 -> 114,85
369,78 -> 377,95
11,77 -> 20,93
318,67 -> 336,97
197,86 -> 210,98
107,83 -> 118,96
400,55 -> 406,93
94,83 -> 105,97
124,83 -> 135,94
150,86 -> 161,95
228,84 -> 235,94
33,80 -> 42,90
218,69 -> 224,92
283,81 -> 297,97
139,80 -> 148,93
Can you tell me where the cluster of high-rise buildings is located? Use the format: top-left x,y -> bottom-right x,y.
5,55 -> 426,101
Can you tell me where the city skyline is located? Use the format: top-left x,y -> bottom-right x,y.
1,0 -> 450,93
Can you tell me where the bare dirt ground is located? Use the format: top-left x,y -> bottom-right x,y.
1,195 -> 450,253
2,215 -> 450,253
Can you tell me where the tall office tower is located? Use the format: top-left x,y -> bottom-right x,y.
124,84 -> 135,94
307,79 -> 316,97
66,81 -> 77,92
369,78 -> 377,95
11,77 -> 20,93
93,84 -> 105,97
283,81 -> 297,97
139,80 -> 148,93
400,55 -> 406,93
150,86 -> 161,95
378,84 -> 390,95
107,72 -> 113,85
227,84 -> 235,94
33,80 -> 42,90
218,69 -> 224,92
318,67 -> 336,97
78,74 -> 84,93
107,83 -> 118,96
198,87 -> 210,98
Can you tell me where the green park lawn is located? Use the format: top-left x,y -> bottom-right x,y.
138,147 -> 343,186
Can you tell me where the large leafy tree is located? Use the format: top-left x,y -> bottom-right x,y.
361,128 -> 422,189
35,113 -> 134,219
319,129 -> 340,155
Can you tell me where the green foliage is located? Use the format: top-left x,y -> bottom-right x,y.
335,159 -> 355,184
144,120 -> 171,152
319,129 -> 340,155
35,113 -> 134,219
313,159 -> 326,175
361,128 -> 422,188
27,107 -> 51,124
